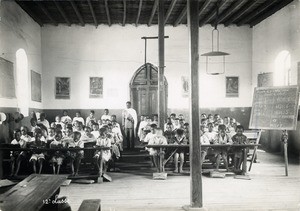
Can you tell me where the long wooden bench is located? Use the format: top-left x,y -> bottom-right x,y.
0,174 -> 67,211
78,199 -> 101,211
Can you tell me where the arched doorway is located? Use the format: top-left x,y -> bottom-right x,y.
130,63 -> 168,118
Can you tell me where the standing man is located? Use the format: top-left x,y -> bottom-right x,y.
122,101 -> 137,149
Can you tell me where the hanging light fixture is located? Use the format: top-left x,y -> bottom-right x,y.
201,0 -> 230,75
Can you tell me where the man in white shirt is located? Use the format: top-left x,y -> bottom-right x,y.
122,101 -> 137,149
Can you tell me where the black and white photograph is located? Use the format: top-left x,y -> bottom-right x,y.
0,1 -> 300,211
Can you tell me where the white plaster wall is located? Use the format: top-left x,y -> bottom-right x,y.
42,24 -> 252,110
0,1 -> 42,110
252,0 -> 300,88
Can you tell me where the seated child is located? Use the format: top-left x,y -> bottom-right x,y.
61,110 -> 72,125
30,118 -> 40,133
20,126 -> 32,143
54,115 -> 64,128
50,131 -> 65,174
200,129 -> 210,165
91,123 -> 100,139
143,123 -> 157,144
213,124 -> 233,171
29,129 -> 46,174
231,125 -> 249,171
183,123 -> 189,143
146,128 -> 168,168
108,124 -> 122,158
164,122 -> 175,144
173,128 -> 188,173
203,123 -> 216,144
67,131 -> 84,176
173,118 -> 181,131
80,126 -> 96,143
94,127 -> 112,175
138,116 -> 148,141
10,129 -> 26,176
46,127 -> 56,148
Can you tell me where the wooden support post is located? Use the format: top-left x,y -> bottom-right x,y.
158,0 -> 165,130
184,0 -> 205,210
282,130 -> 289,176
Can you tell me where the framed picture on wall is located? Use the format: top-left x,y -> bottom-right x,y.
181,76 -> 189,97
226,76 -> 239,97
89,77 -> 103,98
55,77 -> 70,99
31,70 -> 42,102
257,72 -> 273,87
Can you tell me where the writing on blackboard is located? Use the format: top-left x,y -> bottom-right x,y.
249,86 -> 299,130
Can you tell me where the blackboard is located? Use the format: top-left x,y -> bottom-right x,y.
0,57 -> 16,99
249,86 -> 299,130
31,70 -> 42,102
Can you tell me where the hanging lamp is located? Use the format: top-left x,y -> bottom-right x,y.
201,0 -> 230,75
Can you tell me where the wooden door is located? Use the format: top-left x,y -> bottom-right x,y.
130,63 -> 167,118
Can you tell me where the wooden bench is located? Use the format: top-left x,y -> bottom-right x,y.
0,174 -> 67,211
78,199 -> 101,211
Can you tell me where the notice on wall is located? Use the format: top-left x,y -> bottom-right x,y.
0,57 -> 16,99
249,86 -> 299,130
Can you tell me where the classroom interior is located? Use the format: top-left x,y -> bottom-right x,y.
0,0 -> 300,210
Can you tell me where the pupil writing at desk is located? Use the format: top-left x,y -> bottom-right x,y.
173,129 -> 187,173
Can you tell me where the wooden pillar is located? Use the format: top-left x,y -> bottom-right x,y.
158,0 -> 165,129
187,0 -> 203,209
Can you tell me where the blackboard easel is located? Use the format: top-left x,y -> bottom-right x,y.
249,86 -> 299,176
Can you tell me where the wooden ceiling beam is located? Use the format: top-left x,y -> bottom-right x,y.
198,0 -> 211,16
36,2 -> 58,26
217,0 -> 247,23
249,0 -> 293,27
135,0 -> 143,26
122,0 -> 126,26
69,0 -> 85,26
199,0 -> 227,27
164,0 -> 178,25
16,1 -> 43,27
104,0 -> 111,26
148,0 -> 158,27
223,0 -> 256,26
173,5 -> 186,27
237,0 -> 279,26
53,0 -> 71,26
87,0 -> 98,27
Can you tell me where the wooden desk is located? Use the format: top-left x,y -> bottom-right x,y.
147,144 -> 260,176
0,174 -> 67,211
0,146 -> 110,178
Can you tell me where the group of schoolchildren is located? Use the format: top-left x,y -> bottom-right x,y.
140,113 -> 249,173
9,109 -> 123,176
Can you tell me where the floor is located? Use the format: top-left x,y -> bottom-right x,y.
59,150 -> 300,211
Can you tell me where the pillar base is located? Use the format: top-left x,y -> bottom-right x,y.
182,205 -> 208,211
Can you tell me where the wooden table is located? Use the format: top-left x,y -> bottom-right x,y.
147,144 -> 260,176
0,174 -> 67,211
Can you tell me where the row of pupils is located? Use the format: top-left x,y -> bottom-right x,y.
10,122 -> 122,176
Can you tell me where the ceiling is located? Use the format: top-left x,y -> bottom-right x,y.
15,0 -> 293,28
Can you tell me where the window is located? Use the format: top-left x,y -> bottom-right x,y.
274,50 -> 291,86
16,49 -> 29,116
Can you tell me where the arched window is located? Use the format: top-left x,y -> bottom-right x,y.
274,50 -> 291,86
16,49 -> 29,116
